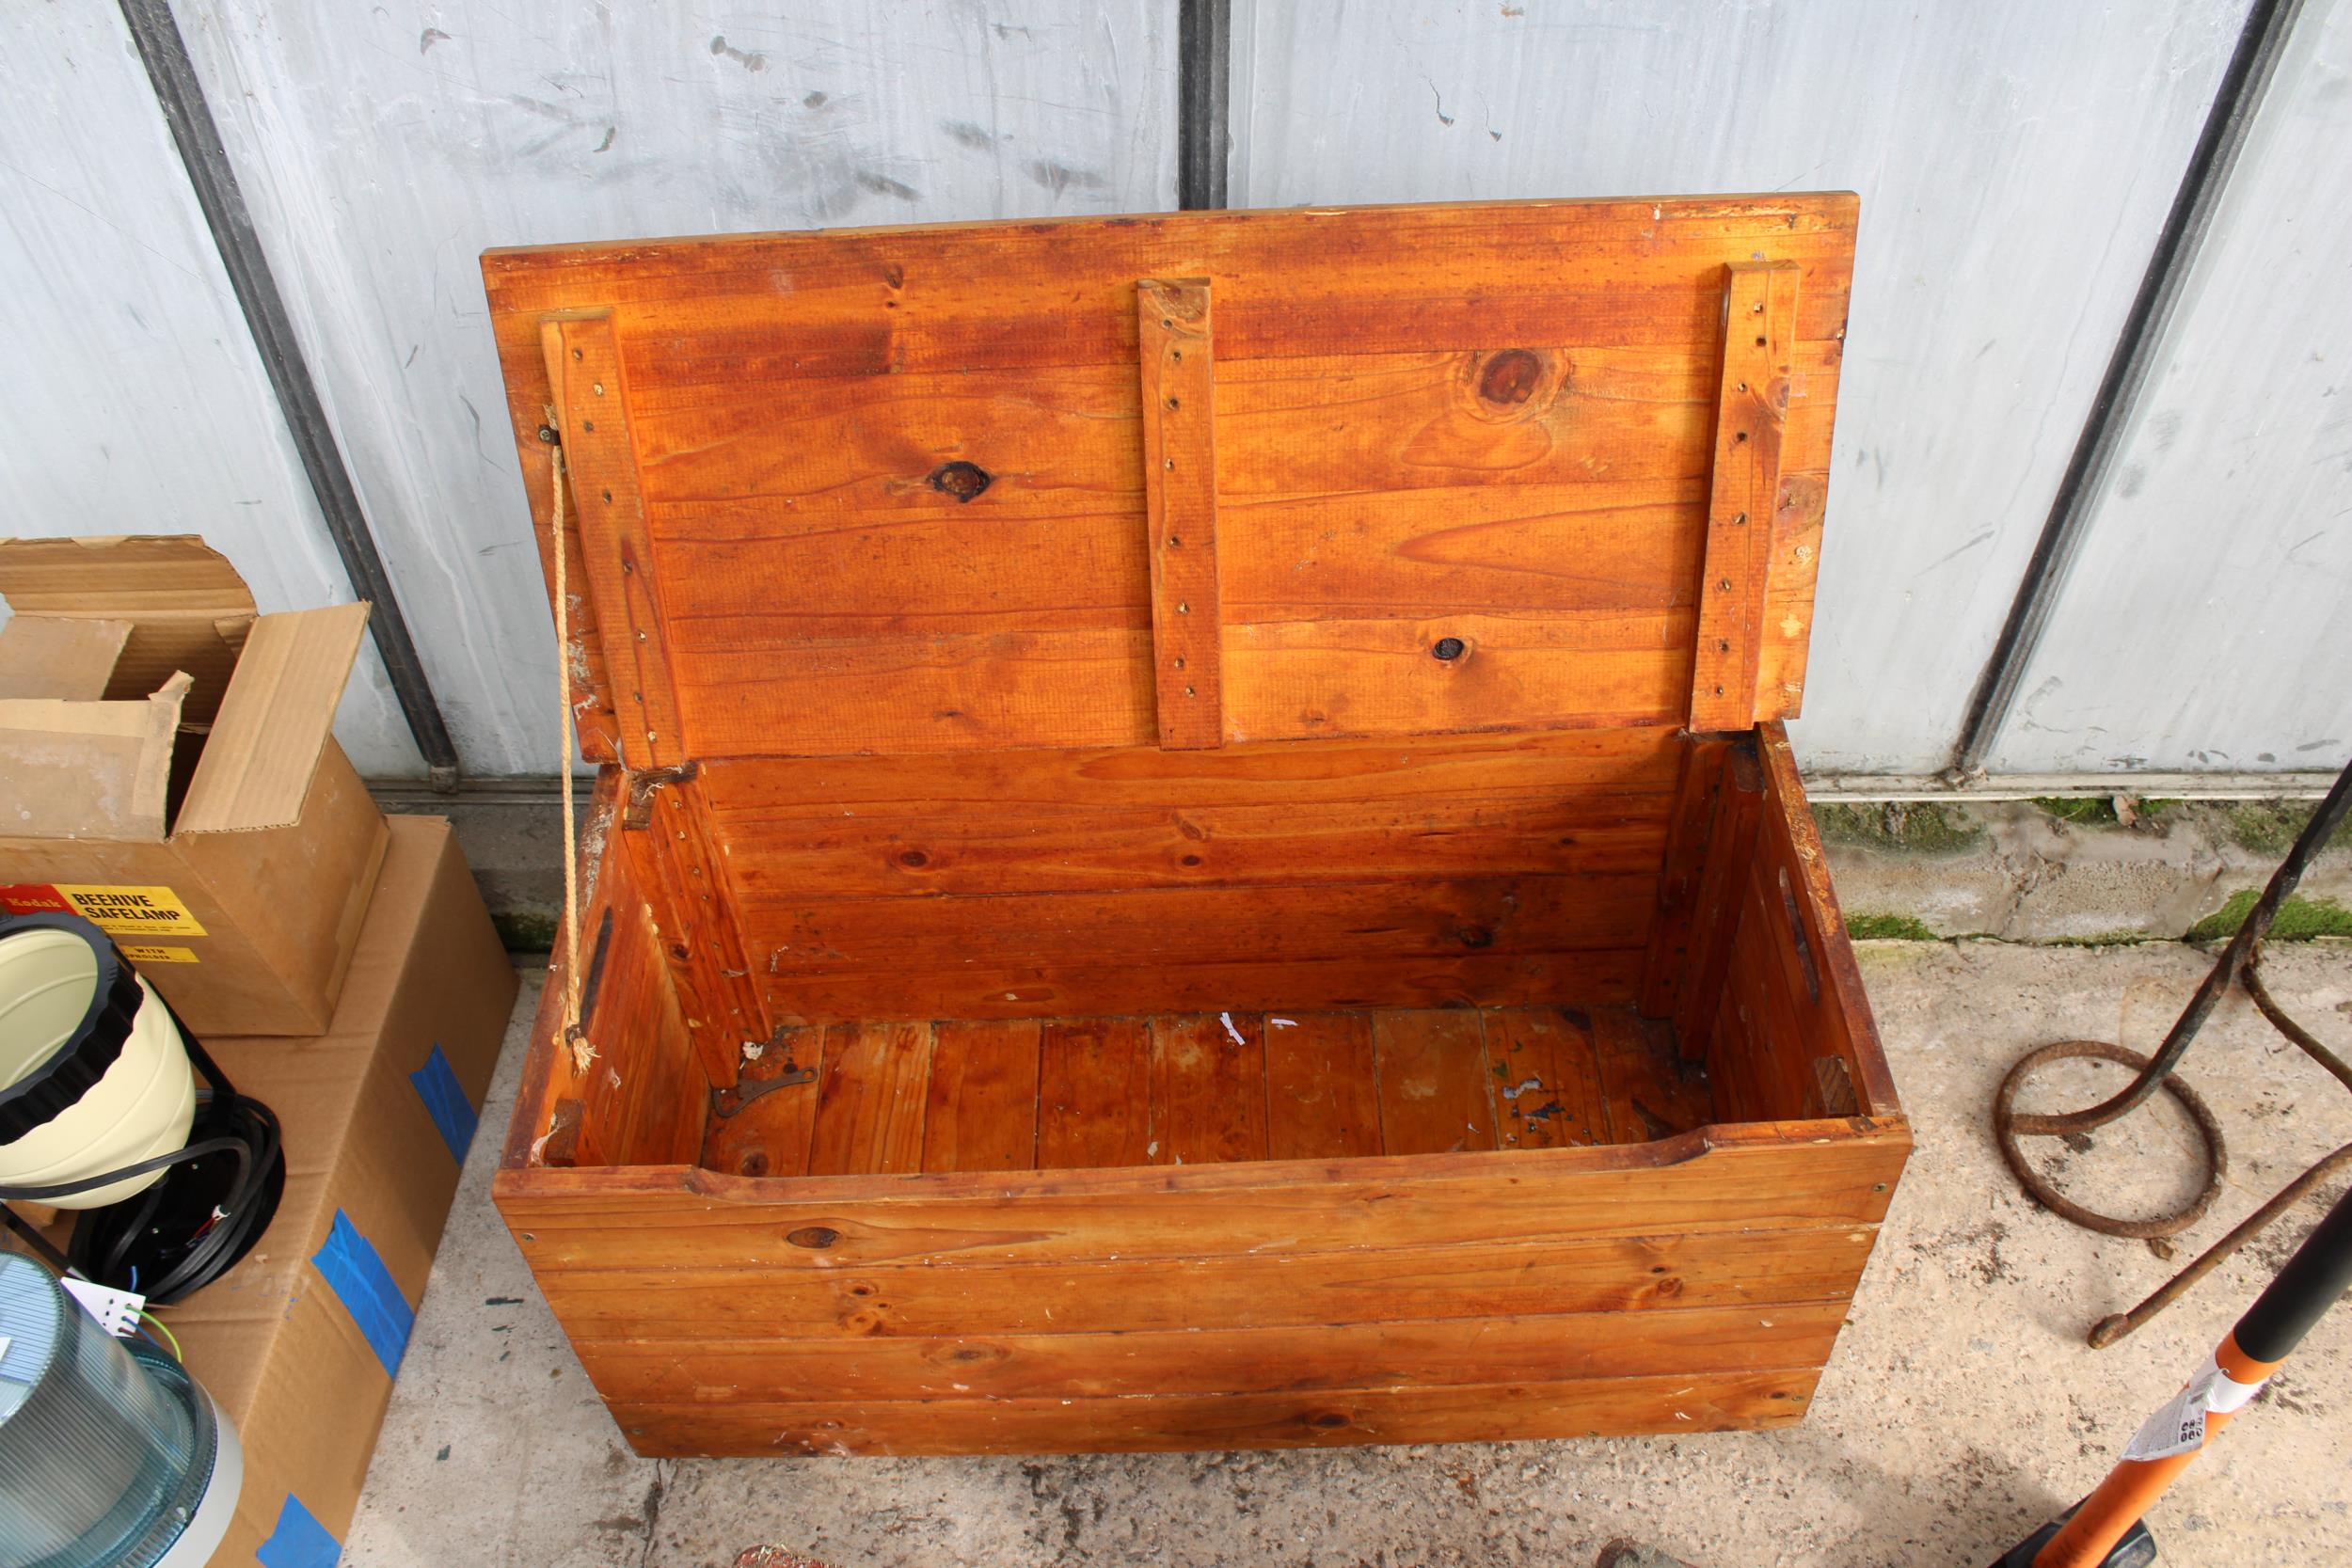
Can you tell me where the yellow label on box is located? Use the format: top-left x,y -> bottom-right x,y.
119,944 -> 199,964
49,885 -> 208,937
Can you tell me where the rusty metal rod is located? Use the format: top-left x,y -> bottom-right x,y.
2089,1141 -> 2352,1349
2008,758 -> 2352,1140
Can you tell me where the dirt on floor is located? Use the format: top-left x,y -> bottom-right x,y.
342,942 -> 2352,1568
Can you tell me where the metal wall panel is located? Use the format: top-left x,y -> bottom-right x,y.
146,0 -> 1175,775
1987,0 -> 2352,774
0,1 -> 417,775
1232,0 -> 2249,774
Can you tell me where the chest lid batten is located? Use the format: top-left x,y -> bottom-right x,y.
483,197 -> 1854,767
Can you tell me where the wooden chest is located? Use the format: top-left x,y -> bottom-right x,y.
482,198 -> 1908,1458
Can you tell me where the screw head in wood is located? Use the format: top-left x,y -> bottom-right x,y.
535,424 -> 560,444
1432,637 -> 1466,660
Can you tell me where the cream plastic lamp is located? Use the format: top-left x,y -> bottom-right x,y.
0,913 -> 197,1209
0,911 -> 281,1305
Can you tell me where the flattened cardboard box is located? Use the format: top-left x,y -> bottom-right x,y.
0,535 -> 389,1035
166,817 -> 516,1565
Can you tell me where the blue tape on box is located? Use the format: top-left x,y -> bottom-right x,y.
256,1493 -> 341,1568
407,1041 -> 479,1163
310,1210 -> 414,1378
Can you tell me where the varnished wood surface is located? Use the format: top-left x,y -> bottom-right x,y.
697,726 -> 1677,1022
486,199 -> 1853,760
532,1227 -> 1879,1338
693,1005 -> 1716,1180
603,1367 -> 1822,1457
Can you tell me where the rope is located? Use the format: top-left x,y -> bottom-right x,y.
549,437 -> 592,1075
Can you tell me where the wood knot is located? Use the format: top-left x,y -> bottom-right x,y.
1309,1411 -> 1351,1430
787,1226 -> 840,1249
1475,348 -> 1544,405
898,849 -> 930,868
929,460 -> 992,501
737,1151 -> 770,1177
1456,927 -> 1494,949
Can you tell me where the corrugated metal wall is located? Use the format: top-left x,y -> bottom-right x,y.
4,0 -> 2344,781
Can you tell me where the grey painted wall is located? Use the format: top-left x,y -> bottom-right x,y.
1233,0 -> 2249,775
4,1 -> 2343,781
0,0 -> 417,773
1984,0 -> 2352,775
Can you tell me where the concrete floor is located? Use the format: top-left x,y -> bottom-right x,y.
342,943 -> 2352,1568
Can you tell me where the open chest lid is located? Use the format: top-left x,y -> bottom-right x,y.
483,197 -> 1854,768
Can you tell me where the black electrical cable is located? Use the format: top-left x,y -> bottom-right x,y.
0,986 -> 285,1306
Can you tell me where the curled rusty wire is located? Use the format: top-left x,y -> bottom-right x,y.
1994,1039 -> 2229,1241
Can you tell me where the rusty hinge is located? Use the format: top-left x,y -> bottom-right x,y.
621,760 -> 700,830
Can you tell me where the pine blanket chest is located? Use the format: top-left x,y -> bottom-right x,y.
483,197 -> 1908,1458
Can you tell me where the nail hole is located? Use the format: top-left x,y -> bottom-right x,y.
1755,336 -> 1767,347
592,382 -> 605,396
601,489 -> 612,503
1167,536 -> 1182,548
1719,578 -> 1734,592
1172,657 -> 1186,670
1177,601 -> 1188,614
1733,511 -> 1747,525
1184,686 -> 1196,696
572,346 -> 584,357
581,420 -> 595,432
1167,396 -> 1180,409
1432,637 -> 1466,660
1735,431 -> 1748,444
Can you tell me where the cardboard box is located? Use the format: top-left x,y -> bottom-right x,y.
0,535 -> 389,1034
153,816 -> 516,1566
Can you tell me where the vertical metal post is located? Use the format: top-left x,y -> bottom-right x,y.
117,0 -> 461,788
1178,0 -> 1232,210
1947,0 -> 2307,781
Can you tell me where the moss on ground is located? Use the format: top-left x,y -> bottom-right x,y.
2222,800 -> 2352,856
1845,912 -> 1939,942
2185,890 -> 2352,944
494,910 -> 559,953
1814,802 -> 1984,856
2031,796 -> 2120,826
2047,930 -> 2162,947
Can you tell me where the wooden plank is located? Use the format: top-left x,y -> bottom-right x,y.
1223,610 -> 1692,744
1594,1008 -> 1716,1143
1037,1017 -> 1152,1170
539,312 -> 686,769
698,1024 -> 822,1179
1484,1006 -> 1608,1150
1672,741 -> 1765,1063
1136,278 -> 1224,749
922,1021 -> 1041,1174
1641,735 -> 1729,1017
1263,1012 -> 1382,1161
711,788 -> 1668,899
751,947 -> 1644,1026
748,875 -> 1649,978
485,198 -> 1860,374
1689,261 -> 1800,730
1148,1013 -> 1269,1165
613,773 -> 761,1089
606,1367 -> 1820,1456
1756,722 -> 1902,1117
532,1223 -> 1880,1338
1373,1010 -> 1497,1155
500,1117 -> 1909,1265
805,1022 -> 933,1176
574,1301 -> 1847,1403
703,723 -> 1679,815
